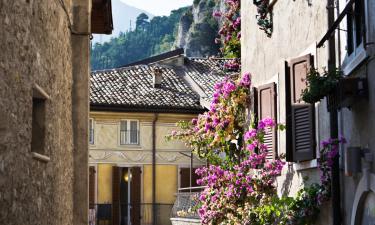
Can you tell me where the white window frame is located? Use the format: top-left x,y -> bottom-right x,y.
89,118 -> 95,145
342,0 -> 368,75
119,120 -> 140,145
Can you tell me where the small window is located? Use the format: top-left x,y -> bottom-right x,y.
31,98 -> 46,154
89,118 -> 95,145
120,120 -> 139,145
31,84 -> 49,158
346,0 -> 365,55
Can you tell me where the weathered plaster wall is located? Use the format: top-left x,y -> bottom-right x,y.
89,112 -> 204,166
337,0 -> 375,224
0,0 -> 75,224
96,164 -> 178,205
241,0 -> 332,224
143,165 -> 178,204
242,0 -> 375,224
97,164 -> 114,203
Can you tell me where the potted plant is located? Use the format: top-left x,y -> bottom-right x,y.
302,68 -> 341,104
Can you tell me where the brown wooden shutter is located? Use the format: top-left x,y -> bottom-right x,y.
180,168 -> 190,190
256,83 -> 277,160
130,167 -> 141,225
112,166 -> 120,225
89,166 -> 96,209
286,54 -> 316,162
180,168 -> 200,192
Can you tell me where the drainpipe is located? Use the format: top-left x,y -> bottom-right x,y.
190,151 -> 193,192
152,113 -> 158,225
327,0 -> 341,224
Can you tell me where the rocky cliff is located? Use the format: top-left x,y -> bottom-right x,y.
175,0 -> 223,57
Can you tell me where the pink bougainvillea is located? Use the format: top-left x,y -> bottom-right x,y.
214,0 -> 241,69
168,72 -> 346,224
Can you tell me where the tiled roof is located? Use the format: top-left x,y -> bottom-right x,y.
90,54 -> 239,112
184,58 -> 239,100
90,65 -> 203,113
122,48 -> 184,67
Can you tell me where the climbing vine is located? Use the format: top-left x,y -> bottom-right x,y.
253,0 -> 273,37
213,0 -> 241,70
168,74 -> 346,224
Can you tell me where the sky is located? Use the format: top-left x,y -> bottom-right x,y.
120,0 -> 193,16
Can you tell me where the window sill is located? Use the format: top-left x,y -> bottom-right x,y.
293,159 -> 317,171
118,144 -> 142,149
342,47 -> 368,76
32,152 -> 50,163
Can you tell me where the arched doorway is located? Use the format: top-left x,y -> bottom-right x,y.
358,192 -> 375,225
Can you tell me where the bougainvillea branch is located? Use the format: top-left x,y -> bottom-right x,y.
253,0 -> 273,37
168,73 -> 251,165
213,0 -> 241,70
168,73 -> 346,224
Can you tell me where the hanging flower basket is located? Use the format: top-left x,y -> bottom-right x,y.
301,68 -> 341,104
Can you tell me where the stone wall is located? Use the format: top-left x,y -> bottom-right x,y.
0,0 -> 89,224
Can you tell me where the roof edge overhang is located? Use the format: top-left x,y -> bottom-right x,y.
90,103 -> 206,114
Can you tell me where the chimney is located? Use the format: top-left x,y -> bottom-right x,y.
153,68 -> 163,88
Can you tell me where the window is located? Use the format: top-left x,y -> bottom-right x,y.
31,84 -> 50,162
89,118 -> 94,145
31,98 -> 46,154
346,0 -> 365,55
285,54 -> 316,162
120,120 -> 139,145
254,82 -> 278,160
89,166 -> 96,209
343,0 -> 367,74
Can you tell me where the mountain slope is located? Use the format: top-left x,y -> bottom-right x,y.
92,0 -> 153,44
175,0 -> 221,57
90,0 -> 220,70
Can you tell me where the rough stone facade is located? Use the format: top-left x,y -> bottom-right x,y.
242,0 -> 375,224
0,0 -> 90,224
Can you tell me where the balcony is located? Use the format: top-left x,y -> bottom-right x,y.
170,187 -> 205,225
89,203 -> 173,225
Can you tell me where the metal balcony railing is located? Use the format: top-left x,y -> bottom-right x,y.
89,203 -> 173,225
171,186 -> 206,219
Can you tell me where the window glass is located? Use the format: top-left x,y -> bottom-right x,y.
120,121 -> 127,145
89,119 -> 94,145
130,121 -> 138,144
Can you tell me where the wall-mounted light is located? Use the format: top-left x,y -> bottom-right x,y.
338,78 -> 368,109
123,170 -> 129,182
344,147 -> 372,176
344,147 -> 362,176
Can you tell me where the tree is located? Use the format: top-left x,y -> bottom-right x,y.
135,13 -> 149,30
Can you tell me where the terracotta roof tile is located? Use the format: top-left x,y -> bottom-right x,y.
90,65 -> 202,111
185,58 -> 239,99
90,57 -> 238,112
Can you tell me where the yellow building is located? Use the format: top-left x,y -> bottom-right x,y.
89,50 -> 236,225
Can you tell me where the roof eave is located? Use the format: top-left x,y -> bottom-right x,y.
90,103 -> 206,114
